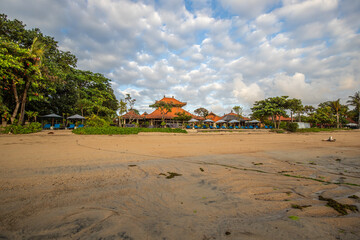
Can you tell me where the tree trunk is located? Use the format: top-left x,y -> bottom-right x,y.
18,78 -> 31,125
291,111 -> 293,122
272,115 -> 276,128
10,80 -> 20,124
336,112 -> 339,128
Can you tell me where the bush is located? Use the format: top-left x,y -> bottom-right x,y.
286,122 -> 299,132
2,122 -> 42,134
72,127 -> 187,135
86,114 -> 110,127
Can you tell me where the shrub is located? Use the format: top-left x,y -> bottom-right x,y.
72,127 -> 187,135
2,122 -> 42,134
86,114 -> 110,127
286,122 -> 299,132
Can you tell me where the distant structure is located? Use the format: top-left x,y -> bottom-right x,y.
146,96 -> 200,126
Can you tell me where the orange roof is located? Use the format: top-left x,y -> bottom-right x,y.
206,112 -> 222,122
221,112 -> 250,121
122,110 -> 141,119
146,107 -> 198,120
156,96 -> 186,107
269,116 -> 292,121
140,112 -> 148,118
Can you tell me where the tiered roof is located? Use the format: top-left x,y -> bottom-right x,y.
206,112 -> 222,122
155,96 -> 186,107
146,96 -> 200,120
122,110 -> 141,119
221,112 -> 250,121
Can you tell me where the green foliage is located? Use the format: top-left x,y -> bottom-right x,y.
286,122 -> 299,132
85,114 -> 111,127
174,112 -> 192,122
72,127 -> 187,135
232,106 -> 243,118
149,101 -> 174,120
347,91 -> 360,125
1,14 -> 117,125
251,96 -> 289,128
296,128 -> 350,133
194,107 -> 209,118
2,122 -> 41,134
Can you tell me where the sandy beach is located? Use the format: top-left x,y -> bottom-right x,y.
0,130 -> 360,239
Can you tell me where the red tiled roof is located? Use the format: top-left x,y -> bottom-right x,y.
206,112 -> 222,122
156,97 -> 186,107
140,112 -> 148,118
269,116 -> 292,121
146,107 -> 198,120
122,110 -> 141,119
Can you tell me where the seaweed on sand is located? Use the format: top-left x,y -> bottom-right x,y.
348,195 -> 359,200
159,172 -> 182,179
318,196 -> 359,215
291,204 -> 311,210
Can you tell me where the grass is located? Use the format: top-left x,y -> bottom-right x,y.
288,216 -> 299,220
296,128 -> 352,133
319,196 -> 359,215
72,126 -> 187,135
291,204 -> 311,210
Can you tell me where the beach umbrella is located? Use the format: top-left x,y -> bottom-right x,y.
40,113 -> 63,126
67,114 -> 85,120
215,119 -> 226,123
188,118 -> 199,123
229,119 -> 240,123
249,120 -> 260,123
203,119 -> 214,123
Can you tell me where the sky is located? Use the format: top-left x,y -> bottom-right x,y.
1,0 -> 359,116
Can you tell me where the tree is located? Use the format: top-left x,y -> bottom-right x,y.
118,99 -> 127,127
125,94 -> 136,110
0,39 -> 43,124
327,99 -> 341,128
251,96 -> 288,128
174,112 -> 192,128
308,106 -> 335,127
194,107 -> 209,118
232,106 -> 243,119
18,37 -> 46,124
347,91 -> 360,125
149,101 -> 173,125
286,98 -> 302,122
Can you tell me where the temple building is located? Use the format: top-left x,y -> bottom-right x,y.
145,96 -> 201,127
205,112 -> 222,122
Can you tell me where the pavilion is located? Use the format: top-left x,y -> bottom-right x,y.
145,96 -> 201,127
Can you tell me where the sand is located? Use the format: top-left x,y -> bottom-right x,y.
0,130 -> 359,239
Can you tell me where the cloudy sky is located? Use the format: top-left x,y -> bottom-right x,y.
1,0 -> 359,115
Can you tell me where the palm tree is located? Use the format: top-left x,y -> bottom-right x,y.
329,99 -> 341,128
347,91 -> 360,125
18,37 -> 46,124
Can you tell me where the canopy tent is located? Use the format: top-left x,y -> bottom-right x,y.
40,113 -> 63,126
188,118 -> 199,123
248,120 -> 260,123
229,119 -> 240,123
215,119 -> 226,123
67,114 -> 85,120
203,119 -> 214,123
40,113 -> 62,118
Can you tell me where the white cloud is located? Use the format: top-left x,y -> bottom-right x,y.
1,0 -> 359,115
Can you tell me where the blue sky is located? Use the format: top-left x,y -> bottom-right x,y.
1,0 -> 359,116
